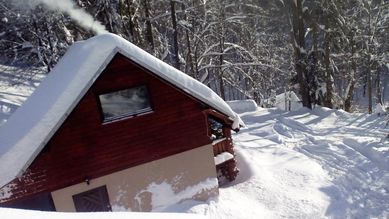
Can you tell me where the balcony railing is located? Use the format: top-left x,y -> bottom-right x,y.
212,137 -> 238,183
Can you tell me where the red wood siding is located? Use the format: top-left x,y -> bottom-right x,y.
0,54 -> 213,204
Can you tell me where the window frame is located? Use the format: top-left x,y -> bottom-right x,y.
97,84 -> 153,123
208,116 -> 226,141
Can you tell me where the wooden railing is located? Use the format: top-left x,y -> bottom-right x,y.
212,137 -> 228,156
205,111 -> 239,184
212,137 -> 238,183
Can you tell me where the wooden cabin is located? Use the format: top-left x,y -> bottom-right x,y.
0,34 -> 242,212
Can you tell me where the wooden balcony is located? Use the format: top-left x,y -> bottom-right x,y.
213,138 -> 229,155
212,137 -> 238,184
205,110 -> 239,184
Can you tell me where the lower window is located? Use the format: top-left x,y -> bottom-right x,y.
1,192 -> 56,211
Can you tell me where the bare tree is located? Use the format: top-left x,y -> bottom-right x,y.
286,0 -> 312,108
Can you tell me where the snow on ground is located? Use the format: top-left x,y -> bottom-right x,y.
226,99 -> 258,114
166,105 -> 389,218
0,207 -> 206,219
0,65 -> 44,126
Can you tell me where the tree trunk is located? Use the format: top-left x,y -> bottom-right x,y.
181,3 -> 196,78
344,33 -> 356,112
344,76 -> 356,112
170,0 -> 180,69
32,16 -> 51,72
125,0 -> 136,42
219,37 -> 225,100
311,19 -> 320,105
367,12 -> 372,114
376,69 -> 382,105
289,0 -> 311,108
367,57 -> 373,114
143,0 -> 154,52
323,23 -> 333,108
218,2 -> 225,100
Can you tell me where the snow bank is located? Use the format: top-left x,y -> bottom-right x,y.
0,33 -> 242,188
374,103 -> 386,115
167,106 -> 389,218
0,207 -> 206,219
227,99 -> 258,113
135,178 -> 218,212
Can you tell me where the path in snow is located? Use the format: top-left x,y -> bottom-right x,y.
172,106 -> 388,219
276,108 -> 389,218
240,107 -> 389,218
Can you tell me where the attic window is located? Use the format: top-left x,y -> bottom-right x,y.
99,85 -> 152,122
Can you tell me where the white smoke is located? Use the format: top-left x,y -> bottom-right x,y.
14,0 -> 108,35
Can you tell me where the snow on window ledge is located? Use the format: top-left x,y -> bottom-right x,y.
214,152 -> 234,166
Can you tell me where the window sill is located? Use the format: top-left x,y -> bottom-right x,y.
102,109 -> 153,125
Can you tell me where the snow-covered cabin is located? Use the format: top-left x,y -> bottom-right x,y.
0,34 -> 242,212
263,91 -> 302,111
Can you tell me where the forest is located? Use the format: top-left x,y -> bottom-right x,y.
0,0 -> 388,113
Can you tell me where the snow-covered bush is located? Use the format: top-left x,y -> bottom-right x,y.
227,99 -> 258,113
374,103 -> 387,116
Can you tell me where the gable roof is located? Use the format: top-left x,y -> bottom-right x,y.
0,33 -> 243,188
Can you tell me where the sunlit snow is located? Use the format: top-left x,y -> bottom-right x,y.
166,105 -> 389,218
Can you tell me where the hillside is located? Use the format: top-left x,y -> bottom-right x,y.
0,65 -> 44,126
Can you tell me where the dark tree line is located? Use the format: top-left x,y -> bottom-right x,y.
0,0 -> 387,112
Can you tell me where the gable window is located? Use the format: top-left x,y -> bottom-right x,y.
99,85 -> 152,122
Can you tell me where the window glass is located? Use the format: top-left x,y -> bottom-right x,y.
99,85 -> 151,121
209,117 -> 225,140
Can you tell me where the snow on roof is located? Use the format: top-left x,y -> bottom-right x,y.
0,207 -> 206,219
0,33 -> 242,188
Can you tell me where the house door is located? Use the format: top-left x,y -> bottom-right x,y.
72,186 -> 111,212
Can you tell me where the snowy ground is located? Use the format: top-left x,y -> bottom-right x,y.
167,106 -> 389,218
1,67 -> 388,218
0,207 -> 206,219
0,65 -> 44,126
